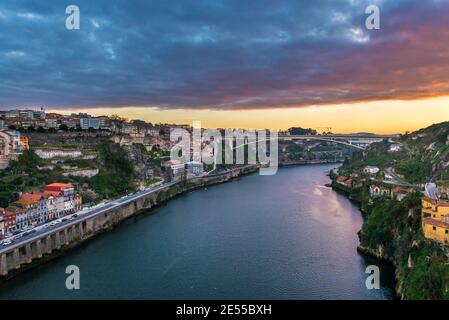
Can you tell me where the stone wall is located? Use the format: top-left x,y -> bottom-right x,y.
0,165 -> 259,279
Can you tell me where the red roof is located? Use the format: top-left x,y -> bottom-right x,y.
43,191 -> 63,198
20,193 -> 45,203
423,218 -> 449,229
422,197 -> 449,207
45,183 -> 74,188
337,176 -> 348,182
392,187 -> 410,194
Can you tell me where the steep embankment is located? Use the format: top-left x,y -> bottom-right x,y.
334,122 -> 449,299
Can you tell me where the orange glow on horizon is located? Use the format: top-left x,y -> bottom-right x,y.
49,95 -> 449,134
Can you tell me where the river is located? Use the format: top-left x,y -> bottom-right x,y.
0,164 -> 395,299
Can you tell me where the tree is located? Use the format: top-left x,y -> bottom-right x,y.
59,124 -> 69,131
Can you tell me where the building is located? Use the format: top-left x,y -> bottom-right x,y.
422,197 -> 449,220
42,190 -> 65,220
0,130 -> 29,168
3,207 -> 19,234
164,160 -> 186,181
0,210 -> 4,239
44,183 -> 81,215
45,118 -> 59,129
336,176 -> 354,188
20,193 -> 47,225
19,135 -> 29,149
369,184 -> 390,198
186,161 -> 204,176
6,199 -> 40,231
421,197 -> 449,243
391,187 -> 412,201
389,144 -> 402,152
364,166 -> 380,175
422,218 -> 449,243
80,117 -> 100,130
98,116 -> 111,130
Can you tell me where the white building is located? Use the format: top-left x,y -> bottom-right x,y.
389,144 -> 402,152
364,166 -> 380,175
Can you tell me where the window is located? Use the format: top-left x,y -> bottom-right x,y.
446,230 -> 448,234
433,226 -> 437,231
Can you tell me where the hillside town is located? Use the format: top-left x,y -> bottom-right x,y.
0,183 -> 82,241
334,164 -> 449,244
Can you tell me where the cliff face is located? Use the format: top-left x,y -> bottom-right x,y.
332,176 -> 449,299
359,193 -> 449,299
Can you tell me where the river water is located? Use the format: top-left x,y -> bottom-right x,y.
0,164 -> 395,299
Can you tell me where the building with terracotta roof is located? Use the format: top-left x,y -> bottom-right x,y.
20,193 -> 47,225
421,197 -> 449,243
422,197 -> 449,221
369,184 -> 391,198
391,187 -> 413,201
422,218 -> 449,243
44,183 -> 81,215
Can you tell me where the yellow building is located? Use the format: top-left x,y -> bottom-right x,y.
422,218 -> 449,243
422,197 -> 449,243
421,197 -> 449,221
19,135 -> 29,150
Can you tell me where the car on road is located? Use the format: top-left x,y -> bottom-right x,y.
23,229 -> 37,236
3,239 -> 13,246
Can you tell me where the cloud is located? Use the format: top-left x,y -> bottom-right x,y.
0,0 -> 448,110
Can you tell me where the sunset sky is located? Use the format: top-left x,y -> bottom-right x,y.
1,0 -> 449,133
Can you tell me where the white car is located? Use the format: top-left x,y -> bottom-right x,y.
3,239 -> 13,246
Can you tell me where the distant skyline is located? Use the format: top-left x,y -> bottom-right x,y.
1,0 -> 449,133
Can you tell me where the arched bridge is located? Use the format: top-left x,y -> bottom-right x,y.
277,134 -> 398,150
232,134 -> 398,151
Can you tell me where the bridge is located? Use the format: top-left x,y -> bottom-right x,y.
229,133 -> 398,151
277,134 -> 399,150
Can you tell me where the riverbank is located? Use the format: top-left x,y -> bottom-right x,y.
0,164 -> 394,299
331,174 -> 449,300
0,165 -> 260,282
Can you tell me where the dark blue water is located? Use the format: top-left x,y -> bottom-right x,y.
0,164 -> 394,299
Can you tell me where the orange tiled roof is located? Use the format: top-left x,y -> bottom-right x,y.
13,199 -> 35,206
45,183 -> 74,188
422,197 -> 449,207
5,206 -> 26,216
423,218 -> 449,229
392,187 -> 410,194
43,190 -> 63,198
337,176 -> 348,182
20,193 -> 44,203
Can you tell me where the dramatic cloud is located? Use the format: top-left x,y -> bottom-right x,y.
0,0 -> 448,110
